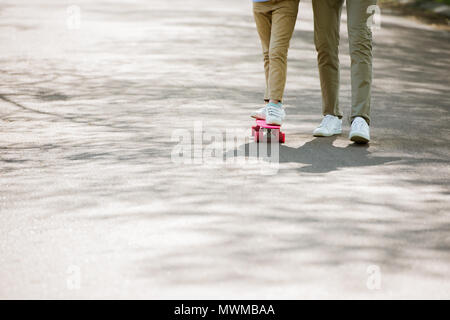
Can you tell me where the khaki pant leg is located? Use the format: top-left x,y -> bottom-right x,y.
268,0 -> 300,101
253,2 -> 272,101
347,0 -> 377,125
312,0 -> 344,118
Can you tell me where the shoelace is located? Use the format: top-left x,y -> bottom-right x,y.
352,119 -> 366,131
267,105 -> 283,117
319,115 -> 335,128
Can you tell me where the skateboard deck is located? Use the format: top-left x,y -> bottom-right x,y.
252,119 -> 285,143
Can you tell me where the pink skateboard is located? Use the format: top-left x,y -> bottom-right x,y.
252,119 -> 285,143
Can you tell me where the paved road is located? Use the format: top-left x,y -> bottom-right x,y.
1,0 -> 449,299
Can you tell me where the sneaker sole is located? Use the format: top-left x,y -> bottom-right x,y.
350,133 -> 370,144
251,115 -> 265,120
313,130 -> 342,137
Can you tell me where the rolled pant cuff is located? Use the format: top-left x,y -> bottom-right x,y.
270,95 -> 283,102
351,115 -> 371,126
323,112 -> 343,119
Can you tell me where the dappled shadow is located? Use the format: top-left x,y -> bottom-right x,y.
132,5 -> 450,290
1,0 -> 449,298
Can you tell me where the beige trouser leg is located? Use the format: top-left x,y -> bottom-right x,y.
253,0 -> 300,102
312,0 -> 376,124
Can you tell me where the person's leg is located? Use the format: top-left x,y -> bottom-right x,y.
312,0 -> 343,119
253,2 -> 272,103
263,0 -> 299,125
346,0 -> 376,126
267,0 -> 300,103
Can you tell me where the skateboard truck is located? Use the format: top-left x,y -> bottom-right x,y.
252,119 -> 285,144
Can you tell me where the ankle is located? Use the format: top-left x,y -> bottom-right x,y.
269,101 -> 282,108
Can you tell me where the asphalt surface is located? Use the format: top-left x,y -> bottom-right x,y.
0,0 -> 449,299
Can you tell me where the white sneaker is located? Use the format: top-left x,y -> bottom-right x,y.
265,103 -> 285,126
313,115 -> 342,137
349,117 -> 370,144
251,105 -> 267,120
